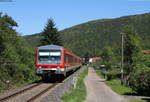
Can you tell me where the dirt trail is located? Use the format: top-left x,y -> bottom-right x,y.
84,67 -> 127,102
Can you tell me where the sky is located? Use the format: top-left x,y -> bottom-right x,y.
0,0 -> 150,35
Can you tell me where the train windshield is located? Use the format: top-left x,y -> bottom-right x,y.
38,50 -> 61,64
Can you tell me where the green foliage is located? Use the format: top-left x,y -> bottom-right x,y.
0,13 -> 38,92
123,25 -> 141,66
120,25 -> 150,96
40,18 -> 62,46
106,69 -> 121,80
93,46 -> 119,80
129,54 -> 150,96
101,46 -> 117,68
25,12 -> 150,57
122,25 -> 141,85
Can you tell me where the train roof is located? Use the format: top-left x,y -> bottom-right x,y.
38,45 -> 63,50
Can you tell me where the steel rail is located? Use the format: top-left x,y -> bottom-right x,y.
0,83 -> 42,102
27,83 -> 58,102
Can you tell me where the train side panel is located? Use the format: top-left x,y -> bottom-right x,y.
63,48 -> 82,72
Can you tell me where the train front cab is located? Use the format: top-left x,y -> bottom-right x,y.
35,45 -> 66,80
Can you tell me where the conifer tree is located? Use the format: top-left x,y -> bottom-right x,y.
40,18 -> 62,46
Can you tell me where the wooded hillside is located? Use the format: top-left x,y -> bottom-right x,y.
25,12 -> 150,57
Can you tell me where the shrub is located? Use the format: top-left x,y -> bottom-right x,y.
129,64 -> 150,96
106,69 -> 121,80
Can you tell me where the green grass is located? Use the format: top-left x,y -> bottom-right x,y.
95,68 -> 133,95
106,79 -> 133,95
130,100 -> 148,102
62,66 -> 88,102
94,68 -> 105,79
95,68 -> 149,102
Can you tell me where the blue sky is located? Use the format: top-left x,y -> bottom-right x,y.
0,0 -> 150,35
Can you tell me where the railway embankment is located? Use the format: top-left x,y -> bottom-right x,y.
62,66 -> 88,102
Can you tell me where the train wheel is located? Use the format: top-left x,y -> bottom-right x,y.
57,74 -> 65,82
42,75 -> 46,81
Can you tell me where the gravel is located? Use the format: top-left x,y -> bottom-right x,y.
0,83 -> 38,100
84,67 -> 128,102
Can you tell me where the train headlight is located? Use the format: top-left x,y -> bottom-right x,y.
39,66 -> 42,68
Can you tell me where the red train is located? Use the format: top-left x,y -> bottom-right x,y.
35,45 -> 82,80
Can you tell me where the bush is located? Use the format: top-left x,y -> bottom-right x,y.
93,61 -> 121,80
129,64 -> 150,96
106,69 -> 121,80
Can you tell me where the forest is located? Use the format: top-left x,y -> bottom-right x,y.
0,13 -> 38,92
25,12 -> 150,58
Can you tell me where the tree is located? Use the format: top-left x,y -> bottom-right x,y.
0,13 -> 38,90
99,46 -> 118,80
122,25 -> 141,85
101,46 -> 114,68
40,18 -> 62,46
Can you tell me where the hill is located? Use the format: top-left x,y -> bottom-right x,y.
24,12 -> 150,57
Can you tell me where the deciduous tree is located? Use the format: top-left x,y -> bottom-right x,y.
122,25 -> 141,85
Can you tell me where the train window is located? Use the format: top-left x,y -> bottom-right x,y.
39,56 -> 49,61
65,54 -> 73,63
39,52 -> 50,56
50,52 -> 61,56
38,50 -> 62,64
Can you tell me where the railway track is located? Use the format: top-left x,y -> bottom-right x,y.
0,67 -> 82,102
0,83 -> 42,102
26,83 -> 58,102
0,82 -> 58,102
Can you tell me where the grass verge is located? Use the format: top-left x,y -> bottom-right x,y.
94,68 -> 133,95
130,100 -> 148,102
95,68 -> 150,102
105,79 -> 133,95
62,66 -> 88,102
94,68 -> 104,79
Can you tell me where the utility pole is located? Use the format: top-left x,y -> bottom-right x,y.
121,32 -> 124,85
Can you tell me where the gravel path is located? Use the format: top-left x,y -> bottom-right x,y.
84,67 -> 127,102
